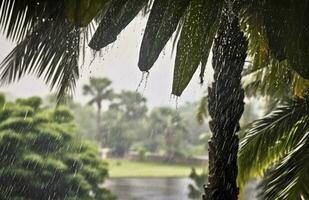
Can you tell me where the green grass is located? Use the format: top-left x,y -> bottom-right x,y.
106,159 -> 206,178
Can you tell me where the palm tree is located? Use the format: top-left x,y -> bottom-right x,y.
149,107 -> 187,160
83,77 -> 113,147
1,1 -> 309,199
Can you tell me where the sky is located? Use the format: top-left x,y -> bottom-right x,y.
0,16 -> 213,108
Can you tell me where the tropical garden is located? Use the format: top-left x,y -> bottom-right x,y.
0,0 -> 309,200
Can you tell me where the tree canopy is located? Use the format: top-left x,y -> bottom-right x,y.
0,95 -> 114,200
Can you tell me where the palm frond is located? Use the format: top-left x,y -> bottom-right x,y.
242,60 -> 293,98
172,0 -> 221,96
0,16 -> 80,100
0,1 -> 104,101
241,1 -> 309,99
82,84 -> 95,96
238,95 -> 309,187
89,0 -> 149,50
258,134 -> 309,200
240,5 -> 294,99
0,1 -> 64,42
138,0 -> 191,72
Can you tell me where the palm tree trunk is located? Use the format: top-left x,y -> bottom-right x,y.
96,102 -> 102,148
203,11 -> 247,200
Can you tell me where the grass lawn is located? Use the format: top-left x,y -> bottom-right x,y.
106,159 -> 207,178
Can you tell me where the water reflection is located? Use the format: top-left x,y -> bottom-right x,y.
105,178 -> 193,200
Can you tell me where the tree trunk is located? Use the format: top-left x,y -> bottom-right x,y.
165,129 -> 174,160
203,10 -> 248,200
96,102 -> 102,148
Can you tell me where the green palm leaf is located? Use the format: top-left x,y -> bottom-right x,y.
138,0 -> 190,72
238,95 -> 309,189
242,60 -> 293,98
172,0 -> 221,96
0,17 -> 80,100
64,0 -> 106,27
258,134 -> 309,200
0,0 -> 63,42
89,0 -> 149,50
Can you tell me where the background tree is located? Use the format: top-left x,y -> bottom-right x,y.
102,91 -> 148,157
0,95 -> 114,200
147,107 -> 188,159
44,93 -> 98,140
109,91 -> 148,120
83,77 -> 113,147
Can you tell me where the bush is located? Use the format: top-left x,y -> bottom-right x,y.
0,96 -> 115,200
138,148 -> 147,161
188,168 -> 208,199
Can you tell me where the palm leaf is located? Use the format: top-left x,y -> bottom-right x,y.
0,14 -> 80,100
238,95 -> 309,188
138,0 -> 190,72
258,134 -> 309,200
172,0 -> 221,96
240,2 -> 309,99
64,0 -> 106,27
89,0 -> 149,50
242,60 -> 293,98
0,0 -> 64,42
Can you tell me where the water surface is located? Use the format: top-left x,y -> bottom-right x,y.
105,178 -> 193,200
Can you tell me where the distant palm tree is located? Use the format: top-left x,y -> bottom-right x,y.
149,107 -> 187,159
83,77 -> 113,147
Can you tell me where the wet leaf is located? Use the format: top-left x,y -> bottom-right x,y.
65,0 -> 106,27
172,0 -> 221,96
138,0 -> 191,72
263,1 -> 309,79
89,0 -> 148,50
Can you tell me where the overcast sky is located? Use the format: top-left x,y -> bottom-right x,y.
0,16 -> 213,108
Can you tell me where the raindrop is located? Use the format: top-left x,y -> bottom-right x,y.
24,110 -> 28,120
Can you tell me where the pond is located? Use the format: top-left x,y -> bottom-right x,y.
105,178 -> 258,200
105,178 -> 194,200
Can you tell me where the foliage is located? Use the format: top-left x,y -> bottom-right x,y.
74,85 -> 208,158
146,107 -> 188,158
241,1 -> 309,100
83,78 -> 112,105
0,95 -> 114,200
109,91 -> 147,120
83,77 -> 114,146
238,94 -> 309,199
188,168 -> 208,199
71,103 -> 97,140
83,77 -> 114,107
102,91 -> 148,156
1,0 -> 309,100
